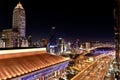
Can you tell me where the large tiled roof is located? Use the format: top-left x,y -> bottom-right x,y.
0,48 -> 69,80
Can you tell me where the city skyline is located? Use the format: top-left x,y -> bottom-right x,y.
0,0 -> 118,79
0,0 -> 115,42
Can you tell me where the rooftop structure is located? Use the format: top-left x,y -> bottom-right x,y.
0,48 -> 69,80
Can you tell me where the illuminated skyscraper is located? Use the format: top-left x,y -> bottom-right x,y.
2,29 -> 18,47
12,2 -> 26,38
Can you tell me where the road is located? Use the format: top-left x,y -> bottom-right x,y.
71,53 -> 114,80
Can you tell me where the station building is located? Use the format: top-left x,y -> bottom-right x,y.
0,48 -> 69,80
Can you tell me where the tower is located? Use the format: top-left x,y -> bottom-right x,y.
12,2 -> 26,38
48,26 -> 58,53
49,27 -> 57,45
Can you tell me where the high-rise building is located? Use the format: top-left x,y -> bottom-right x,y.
12,2 -> 26,38
28,35 -> 33,47
40,38 -> 48,47
75,39 -> 80,48
2,29 -> 18,47
85,42 -> 91,50
113,0 -> 120,79
48,27 -> 58,53
49,27 -> 57,45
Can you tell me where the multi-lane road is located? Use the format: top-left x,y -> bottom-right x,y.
71,52 -> 114,80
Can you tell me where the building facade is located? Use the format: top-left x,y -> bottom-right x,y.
48,27 -> 58,53
0,39 -> 5,48
2,29 -> 18,47
85,42 -> 91,50
12,2 -> 26,38
113,0 -> 120,79
0,48 -> 69,80
49,27 -> 57,46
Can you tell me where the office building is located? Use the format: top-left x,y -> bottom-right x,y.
113,0 -> 120,79
2,29 -> 18,47
12,2 -> 26,38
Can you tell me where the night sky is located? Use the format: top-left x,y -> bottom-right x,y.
0,0 -> 115,42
